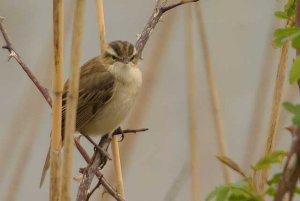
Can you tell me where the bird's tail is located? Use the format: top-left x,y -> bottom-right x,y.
39,146 -> 50,188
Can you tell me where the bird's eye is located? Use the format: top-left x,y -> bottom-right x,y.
111,55 -> 118,61
129,55 -> 135,61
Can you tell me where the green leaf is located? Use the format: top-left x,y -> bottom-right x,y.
273,27 -> 300,47
267,173 -> 282,185
266,186 -> 276,196
274,11 -> 288,19
284,0 -> 296,18
206,187 -> 220,201
289,56 -> 300,83
292,36 -> 300,48
283,102 -> 300,114
216,186 -> 230,201
252,151 -> 287,171
292,113 -> 300,125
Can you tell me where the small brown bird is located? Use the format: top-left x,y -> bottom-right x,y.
40,40 -> 142,187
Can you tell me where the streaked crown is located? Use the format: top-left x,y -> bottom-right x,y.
104,40 -> 138,64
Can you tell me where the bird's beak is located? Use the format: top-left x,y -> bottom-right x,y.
123,58 -> 129,64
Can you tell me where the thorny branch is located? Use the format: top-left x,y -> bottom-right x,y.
274,126 -> 300,201
0,17 -> 52,107
135,0 -> 199,58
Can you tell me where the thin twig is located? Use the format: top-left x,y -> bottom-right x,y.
185,6 -> 201,201
274,127 -> 300,201
61,0 -> 86,200
195,4 -> 231,183
135,0 -> 199,58
50,0 -> 64,200
255,42 -> 289,195
0,17 -> 52,107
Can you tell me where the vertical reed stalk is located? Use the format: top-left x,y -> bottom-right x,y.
60,0 -> 86,200
194,4 -> 231,183
185,6 -> 201,201
255,42 -> 289,194
95,0 -> 106,53
95,0 -> 126,197
51,0 -> 64,200
111,138 -> 125,197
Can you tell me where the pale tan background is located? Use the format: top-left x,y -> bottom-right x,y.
0,0 -> 298,201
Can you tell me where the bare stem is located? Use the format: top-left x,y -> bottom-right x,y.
0,17 -> 52,107
61,0 -> 86,200
195,4 -> 231,183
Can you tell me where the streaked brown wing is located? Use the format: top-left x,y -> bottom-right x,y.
61,57 -> 116,139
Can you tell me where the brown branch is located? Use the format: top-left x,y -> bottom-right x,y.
274,127 -> 300,201
76,128 -> 147,201
75,138 -> 125,201
0,17 -> 52,107
135,0 -> 199,58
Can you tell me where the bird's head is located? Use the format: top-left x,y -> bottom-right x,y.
103,40 -> 139,67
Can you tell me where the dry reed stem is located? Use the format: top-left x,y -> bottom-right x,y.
185,5 -> 201,201
242,33 -> 277,169
50,0 -> 64,200
255,42 -> 289,194
4,101 -> 45,201
194,4 -> 231,183
95,0 -> 126,197
60,0 -> 86,200
111,137 -> 125,197
101,14 -> 176,201
95,0 -> 106,53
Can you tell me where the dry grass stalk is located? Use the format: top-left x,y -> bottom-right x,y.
255,42 -> 289,194
50,0 -> 64,200
101,14 -> 176,201
185,5 -> 201,201
242,35 -> 276,169
95,0 -> 106,53
194,4 -> 231,183
111,137 -> 125,197
95,0 -> 126,197
60,0 -> 86,200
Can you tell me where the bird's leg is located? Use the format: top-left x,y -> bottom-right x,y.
82,134 -> 112,160
113,127 -> 125,142
98,134 -> 111,169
